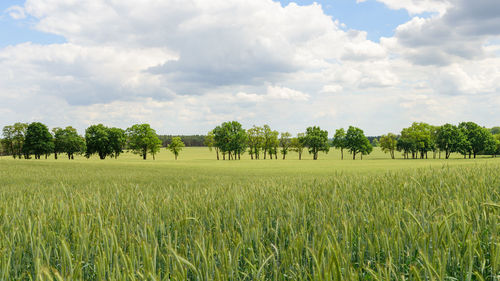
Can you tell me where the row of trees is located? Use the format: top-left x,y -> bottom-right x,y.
377,122 -> 500,159
1,123 -> 185,160
204,121 -> 372,160
2,121 -> 498,160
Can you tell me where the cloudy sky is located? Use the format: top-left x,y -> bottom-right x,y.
1,0 -> 499,135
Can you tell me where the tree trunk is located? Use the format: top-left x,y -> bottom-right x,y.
299,151 -> 302,160
216,148 -> 219,160
341,148 -> 343,160
474,152 -> 476,159
143,153 -> 146,160
54,152 -> 58,160
175,154 -> 177,160
353,151 -> 356,160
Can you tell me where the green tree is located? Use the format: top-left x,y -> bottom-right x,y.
435,124 -> 466,159
23,122 -> 54,159
247,126 -> 264,160
213,121 -> 247,160
168,137 -> 185,160
345,126 -> 369,160
2,125 -> 15,158
279,132 -> 291,160
379,133 -> 398,159
458,122 -> 491,158
85,124 -> 113,159
54,126 -> 86,159
304,126 -> 329,160
262,125 -> 277,160
290,133 -> 306,160
2,123 -> 28,158
126,124 -> 162,160
360,137 -> 373,160
398,122 -> 433,159
332,128 -> 347,160
268,130 -> 279,160
108,127 -> 127,159
494,134 -> 500,157
371,138 -> 379,147
204,131 -> 218,160
490,127 -> 500,135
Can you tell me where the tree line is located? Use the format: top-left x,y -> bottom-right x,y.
377,122 -> 500,159
1,122 -> 184,160
204,121 -> 372,160
2,121 -> 499,160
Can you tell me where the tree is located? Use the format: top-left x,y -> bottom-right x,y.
247,126 -> 264,160
108,127 -> 127,159
458,122 -> 491,158
379,133 -> 398,159
279,132 -> 291,160
345,126 -> 369,160
54,126 -> 86,159
371,138 -> 379,147
2,125 -> 15,158
168,137 -> 185,160
126,124 -> 162,160
332,128 -> 347,160
2,123 -> 28,158
213,121 -> 247,160
85,124 -> 113,159
268,130 -> 279,160
435,124 -> 466,159
304,126 -> 329,160
204,131 -> 218,160
23,122 -> 54,159
360,137 -> 373,160
490,127 -> 500,135
398,122 -> 433,159
494,134 -> 500,157
291,133 -> 306,160
262,125 -> 277,160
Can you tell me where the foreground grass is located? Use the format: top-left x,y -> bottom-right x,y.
0,151 -> 499,280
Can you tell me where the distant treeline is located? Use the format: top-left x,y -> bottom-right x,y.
158,135 -> 205,147
1,121 -> 499,160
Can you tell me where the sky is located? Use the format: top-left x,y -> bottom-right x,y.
0,0 -> 499,135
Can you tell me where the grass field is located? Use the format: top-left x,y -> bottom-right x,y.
0,148 -> 499,280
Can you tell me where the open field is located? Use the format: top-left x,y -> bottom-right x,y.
0,147 -> 499,280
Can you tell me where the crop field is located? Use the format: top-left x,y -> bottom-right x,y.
0,148 -> 499,280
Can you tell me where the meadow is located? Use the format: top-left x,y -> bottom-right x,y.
0,148 -> 499,280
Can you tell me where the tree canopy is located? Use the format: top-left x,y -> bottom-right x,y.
345,126 -> 371,160
126,124 -> 162,160
23,122 -> 54,159
304,126 -> 329,160
168,137 -> 185,160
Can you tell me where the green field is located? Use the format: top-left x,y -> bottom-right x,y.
0,148 -> 499,280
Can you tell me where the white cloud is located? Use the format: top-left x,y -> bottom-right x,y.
0,0 -> 499,135
6,5 -> 26,19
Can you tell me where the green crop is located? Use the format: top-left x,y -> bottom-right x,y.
0,148 -> 498,280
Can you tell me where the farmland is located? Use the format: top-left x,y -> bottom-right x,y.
0,148 -> 499,280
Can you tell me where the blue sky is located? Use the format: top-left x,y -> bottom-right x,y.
279,0 -> 413,41
0,0 -> 414,47
0,0 -> 65,47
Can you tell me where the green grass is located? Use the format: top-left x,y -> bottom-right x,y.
0,148 -> 499,280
